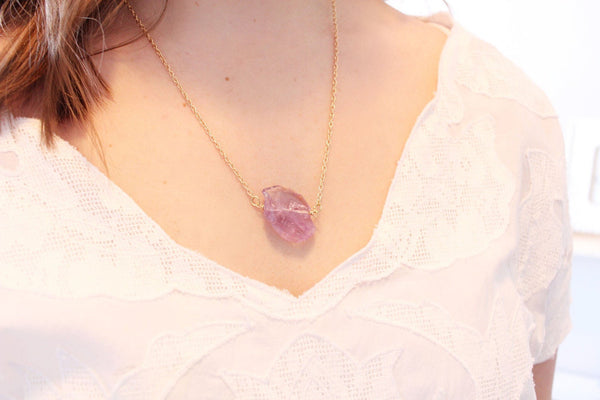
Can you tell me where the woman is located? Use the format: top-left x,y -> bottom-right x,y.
0,0 -> 572,398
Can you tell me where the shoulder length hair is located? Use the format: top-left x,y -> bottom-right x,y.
0,0 -> 165,148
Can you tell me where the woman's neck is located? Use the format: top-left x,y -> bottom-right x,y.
123,0 -> 339,42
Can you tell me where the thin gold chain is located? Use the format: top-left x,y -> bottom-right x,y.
123,0 -> 339,217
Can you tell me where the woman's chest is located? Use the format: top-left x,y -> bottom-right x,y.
55,72 -> 438,298
49,19 -> 448,298
0,261 -> 537,400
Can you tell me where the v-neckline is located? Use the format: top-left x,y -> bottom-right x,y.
20,14 -> 459,310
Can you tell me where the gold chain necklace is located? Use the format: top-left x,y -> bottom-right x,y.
123,0 -> 339,243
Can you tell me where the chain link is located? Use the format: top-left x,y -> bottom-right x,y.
123,0 -> 339,217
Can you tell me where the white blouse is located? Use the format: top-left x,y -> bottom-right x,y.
0,13 -> 573,400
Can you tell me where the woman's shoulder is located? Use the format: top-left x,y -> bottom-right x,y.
387,9 -> 559,130
433,14 -> 558,121
0,114 -> 82,221
0,114 -> 63,182
0,114 -> 39,174
409,12 -> 564,159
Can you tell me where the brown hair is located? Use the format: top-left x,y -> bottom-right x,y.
1,0 -> 119,148
0,0 -> 168,155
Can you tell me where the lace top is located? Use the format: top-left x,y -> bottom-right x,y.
0,13 -> 573,400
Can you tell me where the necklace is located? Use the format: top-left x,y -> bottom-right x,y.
123,0 -> 339,243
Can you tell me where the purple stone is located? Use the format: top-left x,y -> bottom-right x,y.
262,185 -> 316,243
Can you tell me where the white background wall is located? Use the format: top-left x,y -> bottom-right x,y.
386,1 -> 600,399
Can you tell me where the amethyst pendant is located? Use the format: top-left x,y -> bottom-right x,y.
262,185 -> 316,243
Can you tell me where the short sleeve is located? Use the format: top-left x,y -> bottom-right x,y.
513,116 -> 574,364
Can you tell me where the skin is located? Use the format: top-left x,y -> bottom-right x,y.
533,350 -> 559,400
53,0 -> 557,394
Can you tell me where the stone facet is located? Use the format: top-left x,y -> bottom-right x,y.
262,185 -> 316,243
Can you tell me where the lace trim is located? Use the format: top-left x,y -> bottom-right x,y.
382,112 -> 514,271
1,22 -> 515,320
514,149 -> 570,300
510,148 -> 573,363
455,31 -> 557,118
